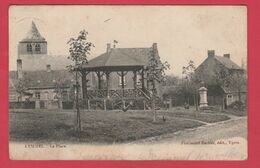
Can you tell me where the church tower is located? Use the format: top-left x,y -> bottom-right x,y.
18,21 -> 47,56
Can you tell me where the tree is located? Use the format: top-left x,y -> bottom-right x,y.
147,50 -> 170,122
16,78 -> 27,102
53,74 -> 72,108
182,60 -> 196,81
215,68 -> 247,105
163,74 -> 181,86
229,71 -> 247,102
182,60 -> 199,110
15,77 -> 32,102
67,30 -> 94,131
215,67 -> 247,111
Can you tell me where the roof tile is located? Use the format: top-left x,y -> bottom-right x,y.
83,47 -> 153,68
21,21 -> 46,42
9,70 -> 74,89
214,55 -> 242,69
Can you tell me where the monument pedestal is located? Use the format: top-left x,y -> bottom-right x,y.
199,87 -> 208,107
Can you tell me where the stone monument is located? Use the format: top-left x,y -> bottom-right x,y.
199,86 -> 208,107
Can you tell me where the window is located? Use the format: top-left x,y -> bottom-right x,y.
35,44 -> 41,52
35,92 -> 41,100
27,44 -> 32,52
228,94 -> 233,98
119,76 -> 126,86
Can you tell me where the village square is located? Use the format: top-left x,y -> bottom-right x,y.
8,6 -> 247,145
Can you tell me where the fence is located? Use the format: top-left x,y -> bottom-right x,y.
9,101 -> 36,109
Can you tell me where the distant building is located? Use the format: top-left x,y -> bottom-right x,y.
9,21 -> 165,110
9,70 -> 75,109
17,21 -> 73,71
9,21 -> 78,109
194,50 -> 247,107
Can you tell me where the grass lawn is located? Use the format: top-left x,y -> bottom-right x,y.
159,110 -> 230,123
223,109 -> 248,117
9,109 -> 230,144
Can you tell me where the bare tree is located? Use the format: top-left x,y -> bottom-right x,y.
147,50 -> 170,122
67,30 -> 94,131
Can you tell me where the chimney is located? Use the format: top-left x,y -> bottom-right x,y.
46,64 -> 51,72
107,43 -> 111,53
224,54 -> 230,59
17,59 -> 23,80
152,43 -> 158,50
208,50 -> 215,57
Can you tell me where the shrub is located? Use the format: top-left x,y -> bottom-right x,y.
228,101 -> 245,111
62,101 -> 74,109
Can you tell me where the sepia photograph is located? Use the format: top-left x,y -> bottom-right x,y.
8,5 -> 247,160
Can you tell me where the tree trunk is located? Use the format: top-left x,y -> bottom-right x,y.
152,97 -> 156,122
238,90 -> 242,102
221,96 -> 225,112
81,71 -> 86,99
194,94 -> 198,111
75,71 -> 81,132
152,81 -> 157,122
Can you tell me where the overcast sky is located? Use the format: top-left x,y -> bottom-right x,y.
9,5 -> 247,76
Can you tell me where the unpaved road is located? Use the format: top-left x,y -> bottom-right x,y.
132,116 -> 247,144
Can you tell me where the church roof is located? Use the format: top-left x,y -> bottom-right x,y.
9,70 -> 74,89
21,21 -> 46,42
19,54 -> 73,71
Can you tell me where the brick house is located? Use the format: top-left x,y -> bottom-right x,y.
9,70 -> 75,109
194,50 -> 247,107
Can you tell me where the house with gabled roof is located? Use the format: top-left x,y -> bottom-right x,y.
9,70 -> 75,108
194,50 -> 247,107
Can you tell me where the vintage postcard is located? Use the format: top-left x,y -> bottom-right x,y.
8,5 -> 247,160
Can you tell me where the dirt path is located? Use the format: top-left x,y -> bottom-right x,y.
131,116 -> 247,144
